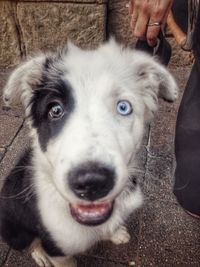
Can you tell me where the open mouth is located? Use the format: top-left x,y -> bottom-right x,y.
70,201 -> 114,226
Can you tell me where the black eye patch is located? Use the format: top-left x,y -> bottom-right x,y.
30,76 -> 75,151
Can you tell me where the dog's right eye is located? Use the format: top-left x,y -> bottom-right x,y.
117,100 -> 132,116
48,103 -> 64,120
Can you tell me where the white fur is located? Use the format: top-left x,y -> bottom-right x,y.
3,39 -> 178,267
31,239 -> 77,267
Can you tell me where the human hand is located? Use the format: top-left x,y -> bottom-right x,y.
129,0 -> 174,47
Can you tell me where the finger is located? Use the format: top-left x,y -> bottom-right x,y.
146,23 -> 162,47
134,11 -> 150,39
146,12 -> 164,47
162,5 -> 172,25
146,2 -> 172,46
130,7 -> 138,30
128,0 -> 134,15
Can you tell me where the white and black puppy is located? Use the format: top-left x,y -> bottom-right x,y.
0,40 -> 178,267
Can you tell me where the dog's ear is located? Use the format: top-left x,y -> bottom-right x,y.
133,53 -> 178,120
3,55 -> 46,109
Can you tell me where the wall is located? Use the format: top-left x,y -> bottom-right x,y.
0,0 -> 108,66
0,0 -> 191,67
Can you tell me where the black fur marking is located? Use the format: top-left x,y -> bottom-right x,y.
30,60 -> 75,151
0,150 -> 64,257
0,150 -> 37,250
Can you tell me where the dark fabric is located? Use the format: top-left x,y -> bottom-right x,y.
135,32 -> 172,65
174,62 -> 200,215
174,6 -> 200,215
172,0 -> 188,34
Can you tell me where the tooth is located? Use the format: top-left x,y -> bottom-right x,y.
78,208 -> 82,214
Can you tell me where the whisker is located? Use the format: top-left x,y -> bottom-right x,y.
0,183 -> 35,200
22,187 -> 36,203
7,165 -> 35,176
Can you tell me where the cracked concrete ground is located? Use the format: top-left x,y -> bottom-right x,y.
0,66 -> 200,267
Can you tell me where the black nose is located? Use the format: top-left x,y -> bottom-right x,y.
68,162 -> 115,201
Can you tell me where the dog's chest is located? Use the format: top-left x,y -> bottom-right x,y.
37,190 -> 101,255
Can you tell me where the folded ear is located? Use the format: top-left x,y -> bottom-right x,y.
133,52 -> 178,120
3,55 -> 46,109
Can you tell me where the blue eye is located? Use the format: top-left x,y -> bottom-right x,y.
49,103 -> 64,120
117,100 -> 132,116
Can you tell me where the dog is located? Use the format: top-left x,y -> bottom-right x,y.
0,39 -> 178,267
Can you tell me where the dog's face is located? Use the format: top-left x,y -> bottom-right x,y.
3,40 -> 178,226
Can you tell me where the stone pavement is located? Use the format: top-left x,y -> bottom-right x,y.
0,66 -> 200,267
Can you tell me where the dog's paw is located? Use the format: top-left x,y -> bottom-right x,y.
50,256 -> 77,267
31,248 -> 53,267
64,258 -> 77,267
110,225 -> 130,245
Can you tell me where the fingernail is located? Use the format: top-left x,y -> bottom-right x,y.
125,3 -> 129,8
147,37 -> 156,47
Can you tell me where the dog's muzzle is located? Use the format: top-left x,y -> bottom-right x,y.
68,162 -> 115,225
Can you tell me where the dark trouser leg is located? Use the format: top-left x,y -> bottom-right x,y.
174,61 -> 200,215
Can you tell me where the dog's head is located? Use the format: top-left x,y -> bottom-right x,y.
3,40 -> 178,226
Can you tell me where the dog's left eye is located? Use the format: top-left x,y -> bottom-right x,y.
117,100 -> 132,116
48,103 -> 64,120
